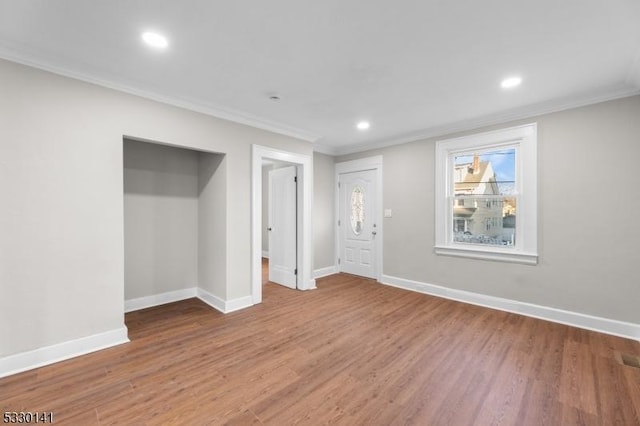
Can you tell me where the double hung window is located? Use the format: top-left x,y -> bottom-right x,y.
434,123 -> 537,264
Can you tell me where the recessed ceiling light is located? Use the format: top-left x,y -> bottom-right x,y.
356,121 -> 370,130
142,32 -> 168,49
501,76 -> 522,89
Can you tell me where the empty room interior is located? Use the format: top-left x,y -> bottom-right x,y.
1,1 -> 640,424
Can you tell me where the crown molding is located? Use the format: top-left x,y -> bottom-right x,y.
331,86 -> 640,156
0,47 -> 321,143
2,44 -> 638,157
312,143 -> 339,156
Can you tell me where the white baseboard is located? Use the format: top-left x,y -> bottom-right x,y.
0,327 -> 129,379
197,288 -> 253,313
225,295 -> 254,313
314,265 -> 337,279
262,250 -> 269,258
125,287 -> 197,313
125,287 -> 253,314
381,274 -> 640,341
1,287 -> 255,378
197,288 -> 226,312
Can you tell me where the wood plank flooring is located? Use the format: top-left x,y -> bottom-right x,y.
2,266 -> 640,424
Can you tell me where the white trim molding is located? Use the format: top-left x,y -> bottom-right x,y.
2,47 -> 637,158
381,274 -> 640,341
325,89 -> 640,156
197,288 -> 253,314
335,156 -> 384,282
126,287 -> 254,314
313,143 -> 340,156
435,123 -> 538,264
0,327 -> 129,379
433,246 -> 538,265
262,250 -> 269,258
125,288 -> 197,313
196,288 -> 226,312
0,48 -> 320,143
252,145 -> 314,304
225,296 -> 254,313
314,265 -> 338,279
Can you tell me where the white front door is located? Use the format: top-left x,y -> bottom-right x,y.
268,166 -> 297,289
339,169 -> 377,279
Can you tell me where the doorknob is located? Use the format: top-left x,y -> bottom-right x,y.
372,231 -> 377,236
268,227 -> 272,231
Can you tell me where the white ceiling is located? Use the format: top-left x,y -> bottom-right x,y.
1,1 -> 639,155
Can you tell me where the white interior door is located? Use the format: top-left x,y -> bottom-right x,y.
268,166 -> 297,288
339,169 -> 377,279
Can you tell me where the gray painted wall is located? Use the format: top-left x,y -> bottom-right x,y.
123,140 -> 199,300
198,152 -> 227,299
0,58 -> 312,358
313,153 -> 335,270
338,95 -> 640,324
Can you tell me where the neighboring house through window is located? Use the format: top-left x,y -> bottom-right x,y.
435,123 -> 538,264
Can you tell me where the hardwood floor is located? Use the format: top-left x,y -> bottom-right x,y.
2,268 -> 640,425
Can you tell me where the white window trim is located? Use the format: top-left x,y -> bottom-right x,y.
435,123 -> 538,265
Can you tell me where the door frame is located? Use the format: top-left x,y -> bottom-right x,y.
251,145 -> 314,304
335,155 -> 383,281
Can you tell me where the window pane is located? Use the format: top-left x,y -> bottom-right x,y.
453,197 -> 516,246
350,186 -> 364,235
454,148 -> 516,196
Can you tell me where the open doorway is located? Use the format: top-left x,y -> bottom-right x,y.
251,145 -> 314,304
262,160 -> 298,289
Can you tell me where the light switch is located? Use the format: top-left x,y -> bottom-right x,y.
384,209 -> 392,218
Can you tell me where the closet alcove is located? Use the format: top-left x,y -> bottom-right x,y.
123,138 -> 226,313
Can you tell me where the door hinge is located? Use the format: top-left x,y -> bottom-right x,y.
294,176 -> 297,183
338,219 -> 341,226
338,181 -> 341,188
294,268 -> 298,275
338,258 -> 341,264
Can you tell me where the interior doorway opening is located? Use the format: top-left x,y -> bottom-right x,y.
262,160 -> 298,289
251,145 -> 314,304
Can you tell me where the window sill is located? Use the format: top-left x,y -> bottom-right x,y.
434,245 -> 538,265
